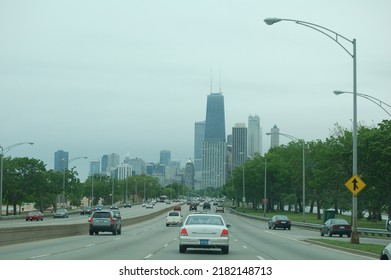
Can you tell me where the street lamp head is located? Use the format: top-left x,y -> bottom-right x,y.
264,17 -> 282,25
333,90 -> 345,95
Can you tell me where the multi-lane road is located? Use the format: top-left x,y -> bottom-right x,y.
0,204 -> 387,260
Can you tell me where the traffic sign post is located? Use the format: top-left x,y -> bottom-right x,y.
344,175 -> 366,195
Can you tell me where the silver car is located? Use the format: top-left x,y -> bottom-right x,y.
179,213 -> 231,254
380,242 -> 391,260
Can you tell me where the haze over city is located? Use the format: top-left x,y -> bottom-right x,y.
1,0 -> 390,181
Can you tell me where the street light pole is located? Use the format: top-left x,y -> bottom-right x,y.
334,90 -> 391,117
0,142 -> 34,216
264,17 -> 359,244
266,132 -> 306,222
240,152 -> 246,208
264,156 -> 267,217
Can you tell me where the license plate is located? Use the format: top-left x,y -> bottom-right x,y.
340,226 -> 345,229
199,240 -> 209,245
281,221 -> 286,223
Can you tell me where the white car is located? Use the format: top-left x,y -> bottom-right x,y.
146,203 -> 154,209
179,213 -> 231,254
165,211 -> 182,226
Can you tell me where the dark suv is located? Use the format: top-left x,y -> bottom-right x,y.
88,210 -> 121,235
203,202 -> 211,210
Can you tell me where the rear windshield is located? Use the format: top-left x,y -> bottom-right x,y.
169,212 -> 179,216
93,212 -> 111,218
186,216 -> 223,225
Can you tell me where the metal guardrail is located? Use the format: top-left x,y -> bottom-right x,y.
229,207 -> 391,238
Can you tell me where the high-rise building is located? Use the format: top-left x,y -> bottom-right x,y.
54,150 -> 69,172
270,125 -> 280,148
194,121 -> 205,189
160,150 -> 171,165
248,115 -> 261,156
202,92 -> 226,189
101,155 -> 108,173
107,153 -> 120,175
232,123 -> 247,170
184,159 -> 195,190
89,161 -> 100,175
117,163 -> 132,180
124,157 -> 145,175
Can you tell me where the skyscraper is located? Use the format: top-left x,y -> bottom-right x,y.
248,115 -> 261,156
270,125 -> 280,148
232,123 -> 247,170
54,150 -> 69,172
194,120 -> 205,189
89,161 -> 100,175
160,150 -> 171,165
202,92 -> 226,189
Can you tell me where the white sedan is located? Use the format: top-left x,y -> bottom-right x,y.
179,213 -> 231,254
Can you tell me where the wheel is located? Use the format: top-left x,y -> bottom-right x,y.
288,227 -> 291,230
179,245 -> 187,253
89,230 -> 94,235
320,229 -> 324,236
118,226 -> 121,235
328,230 -> 332,237
221,246 -> 229,254
339,234 -> 343,237
347,233 -> 351,238
112,227 -> 117,235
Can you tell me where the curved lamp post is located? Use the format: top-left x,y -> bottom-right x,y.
239,152 -> 246,207
334,90 -> 391,117
266,132 -> 306,222
62,156 -> 87,207
0,142 -> 34,216
264,17 -> 359,244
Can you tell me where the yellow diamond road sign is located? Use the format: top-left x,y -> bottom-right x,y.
344,175 -> 366,195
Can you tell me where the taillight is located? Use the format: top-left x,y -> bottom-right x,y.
111,218 -> 116,223
221,229 -> 229,237
88,217 -> 93,223
180,228 -> 188,236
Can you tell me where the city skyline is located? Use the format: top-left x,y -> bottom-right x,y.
1,1 -> 390,182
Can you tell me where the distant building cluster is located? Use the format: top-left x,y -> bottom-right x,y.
54,89 -> 281,191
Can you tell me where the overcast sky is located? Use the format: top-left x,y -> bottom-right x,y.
1,0 -> 390,181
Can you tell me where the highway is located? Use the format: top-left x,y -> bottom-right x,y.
0,204 -> 386,260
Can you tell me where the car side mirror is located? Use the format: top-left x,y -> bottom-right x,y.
226,224 -> 232,228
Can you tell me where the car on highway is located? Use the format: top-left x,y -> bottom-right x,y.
80,206 -> 92,215
165,211 -> 182,226
53,208 -> 69,218
173,205 -> 181,211
124,201 -> 132,208
112,209 -> 121,219
25,210 -> 44,221
88,210 -> 121,235
268,215 -> 291,230
146,203 -> 154,209
215,203 -> 224,213
202,201 -> 211,210
320,218 -> 352,237
179,213 -> 231,254
380,242 -> 391,260
189,202 -> 197,211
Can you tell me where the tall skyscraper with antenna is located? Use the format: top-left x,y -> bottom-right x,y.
201,91 -> 226,189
